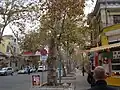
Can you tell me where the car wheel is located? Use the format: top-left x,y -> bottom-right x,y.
4,72 -> 7,76
11,73 -> 13,76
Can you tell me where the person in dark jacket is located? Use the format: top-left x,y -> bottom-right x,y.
88,66 -> 116,90
27,66 -> 30,75
87,71 -> 95,87
82,66 -> 85,76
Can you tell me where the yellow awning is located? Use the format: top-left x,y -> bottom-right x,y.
90,43 -> 120,52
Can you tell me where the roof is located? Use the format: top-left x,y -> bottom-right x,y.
90,43 -> 120,52
93,0 -> 120,15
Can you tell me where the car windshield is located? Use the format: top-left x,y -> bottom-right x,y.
39,66 -> 43,68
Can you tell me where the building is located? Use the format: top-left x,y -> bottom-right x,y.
88,0 -> 120,46
0,35 -> 21,69
88,0 -> 120,86
2,35 -> 20,56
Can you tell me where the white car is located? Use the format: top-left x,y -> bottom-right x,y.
30,68 -> 36,73
18,68 -> 28,74
0,67 -> 14,76
38,66 -> 46,72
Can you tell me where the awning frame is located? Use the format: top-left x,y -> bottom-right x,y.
90,43 -> 120,52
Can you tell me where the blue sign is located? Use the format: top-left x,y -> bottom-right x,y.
40,55 -> 48,61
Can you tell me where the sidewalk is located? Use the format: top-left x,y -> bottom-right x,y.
61,70 -> 90,90
30,70 -> 90,90
73,71 -> 90,90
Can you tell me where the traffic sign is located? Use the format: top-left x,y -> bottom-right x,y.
40,49 -> 47,56
40,55 -> 48,61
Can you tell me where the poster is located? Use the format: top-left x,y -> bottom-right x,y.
32,75 -> 40,86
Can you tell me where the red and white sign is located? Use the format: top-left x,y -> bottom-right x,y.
23,51 -> 34,56
35,51 -> 41,55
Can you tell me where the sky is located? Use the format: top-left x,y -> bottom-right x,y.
3,0 -> 97,36
84,0 -> 96,15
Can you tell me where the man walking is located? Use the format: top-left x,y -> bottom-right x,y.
82,66 -> 85,76
88,66 -> 116,90
87,70 -> 95,87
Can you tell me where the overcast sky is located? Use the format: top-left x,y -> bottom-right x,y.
84,0 -> 96,15
3,0 -> 97,35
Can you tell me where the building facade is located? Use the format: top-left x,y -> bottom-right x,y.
88,0 -> 120,86
0,35 -> 21,69
88,0 -> 120,46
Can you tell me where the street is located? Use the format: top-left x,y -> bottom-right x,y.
0,72 -> 47,90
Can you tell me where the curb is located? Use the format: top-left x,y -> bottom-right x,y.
41,82 -> 47,86
61,77 -> 76,80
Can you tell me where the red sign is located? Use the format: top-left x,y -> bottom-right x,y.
32,75 -> 40,86
23,51 -> 33,55
94,52 -> 99,67
40,49 -> 47,56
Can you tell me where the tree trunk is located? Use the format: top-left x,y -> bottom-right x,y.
47,38 -> 57,86
62,62 -> 66,77
57,46 -> 66,77
66,58 -> 72,74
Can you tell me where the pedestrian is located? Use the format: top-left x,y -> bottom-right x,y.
82,66 -> 85,76
27,66 -> 30,75
75,67 -> 79,72
88,66 -> 116,90
87,70 -> 95,87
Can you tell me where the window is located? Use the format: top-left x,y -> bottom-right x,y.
114,52 -> 116,54
113,15 -> 120,24
14,39 -> 16,42
112,65 -> 120,70
113,56 -> 116,59
7,68 -> 12,70
118,52 -> 120,54
111,59 -> 120,63
6,46 -> 9,52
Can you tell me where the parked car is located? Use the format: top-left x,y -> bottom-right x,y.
38,66 -> 46,72
0,67 -> 14,76
30,68 -> 36,73
17,68 -> 28,74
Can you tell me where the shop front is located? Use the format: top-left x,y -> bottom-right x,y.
89,43 -> 120,86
